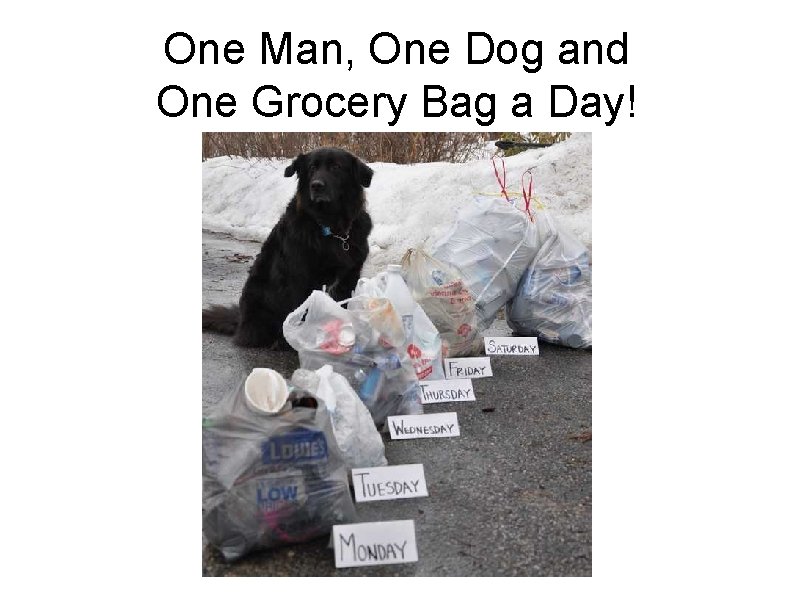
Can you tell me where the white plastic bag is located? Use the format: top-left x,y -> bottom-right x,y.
202,372 -> 356,562
401,248 -> 482,357
291,365 -> 388,469
432,196 -> 550,329
283,290 -> 422,426
506,225 -> 592,348
354,267 -> 445,381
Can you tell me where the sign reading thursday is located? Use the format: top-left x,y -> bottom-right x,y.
333,520 -> 418,568
485,336 -> 540,355
351,464 -> 428,502
445,357 -> 493,379
419,378 -> 476,404
387,412 -> 460,440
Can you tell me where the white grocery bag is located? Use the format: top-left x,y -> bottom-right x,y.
283,290 -> 422,426
431,195 -> 550,329
291,365 -> 388,469
401,248 -> 482,357
354,267 -> 445,381
506,224 -> 592,348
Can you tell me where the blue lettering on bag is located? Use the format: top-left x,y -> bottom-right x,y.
261,429 -> 328,464
256,481 -> 300,510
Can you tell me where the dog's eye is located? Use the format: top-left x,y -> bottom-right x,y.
309,165 -> 317,173
330,163 -> 341,171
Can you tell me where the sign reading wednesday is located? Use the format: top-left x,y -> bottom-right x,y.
333,520 -> 418,568
387,412 -> 460,440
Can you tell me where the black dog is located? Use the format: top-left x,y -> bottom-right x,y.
203,148 -> 373,348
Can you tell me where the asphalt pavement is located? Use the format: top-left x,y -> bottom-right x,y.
202,230 -> 592,576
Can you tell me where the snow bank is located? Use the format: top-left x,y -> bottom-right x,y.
203,133 -> 591,274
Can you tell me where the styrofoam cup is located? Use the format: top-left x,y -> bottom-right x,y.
244,368 -> 289,414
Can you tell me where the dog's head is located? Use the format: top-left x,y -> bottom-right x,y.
285,148 -> 373,228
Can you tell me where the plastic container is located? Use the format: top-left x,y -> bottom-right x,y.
244,368 -> 289,414
384,265 -> 415,339
358,367 -> 384,405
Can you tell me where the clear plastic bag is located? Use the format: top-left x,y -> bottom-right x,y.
431,196 -> 550,329
291,365 -> 388,469
283,290 -> 422,426
354,268 -> 445,381
202,373 -> 357,562
506,225 -> 592,348
401,248 -> 482,357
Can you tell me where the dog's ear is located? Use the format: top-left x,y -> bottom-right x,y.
354,156 -> 374,188
285,154 -> 306,178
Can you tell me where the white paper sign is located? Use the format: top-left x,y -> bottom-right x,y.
333,520 -> 418,568
485,336 -> 540,355
387,412 -> 460,439
351,464 -> 428,502
444,357 -> 493,379
419,379 -> 476,404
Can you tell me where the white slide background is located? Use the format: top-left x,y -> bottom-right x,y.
1,1 -> 791,594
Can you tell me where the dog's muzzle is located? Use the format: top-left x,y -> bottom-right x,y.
310,179 -> 331,203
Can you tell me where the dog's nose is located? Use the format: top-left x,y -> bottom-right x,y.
310,180 -> 326,193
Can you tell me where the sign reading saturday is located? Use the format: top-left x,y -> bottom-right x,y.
387,412 -> 460,440
419,378 -> 476,404
445,356 -> 493,379
485,336 -> 540,355
351,464 -> 428,502
333,520 -> 418,568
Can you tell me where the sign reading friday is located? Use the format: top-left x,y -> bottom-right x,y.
333,520 -> 418,568
485,336 -> 540,355
419,378 -> 476,404
445,357 -> 493,379
387,412 -> 460,439
351,464 -> 428,502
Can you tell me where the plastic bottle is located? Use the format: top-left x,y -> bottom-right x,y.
383,265 -> 415,341
358,366 -> 384,405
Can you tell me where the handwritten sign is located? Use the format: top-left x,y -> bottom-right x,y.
333,520 -> 418,568
351,464 -> 428,502
419,378 -> 476,404
485,336 -> 540,355
444,357 -> 493,379
387,412 -> 460,440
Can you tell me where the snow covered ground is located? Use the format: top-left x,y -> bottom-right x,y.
202,133 -> 591,274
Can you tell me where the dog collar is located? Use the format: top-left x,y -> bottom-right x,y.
319,224 -> 351,251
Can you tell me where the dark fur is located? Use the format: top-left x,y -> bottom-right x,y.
202,148 -> 373,348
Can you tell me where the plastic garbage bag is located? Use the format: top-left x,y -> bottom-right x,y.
354,266 -> 445,381
291,365 -> 388,469
506,225 -> 592,348
283,290 -> 422,426
431,196 -> 551,330
202,368 -> 357,562
401,248 -> 482,357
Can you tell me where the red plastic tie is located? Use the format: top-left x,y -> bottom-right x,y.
521,169 -> 535,222
491,155 -> 510,202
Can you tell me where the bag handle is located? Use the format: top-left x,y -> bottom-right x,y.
521,168 -> 536,222
491,155 -> 510,202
